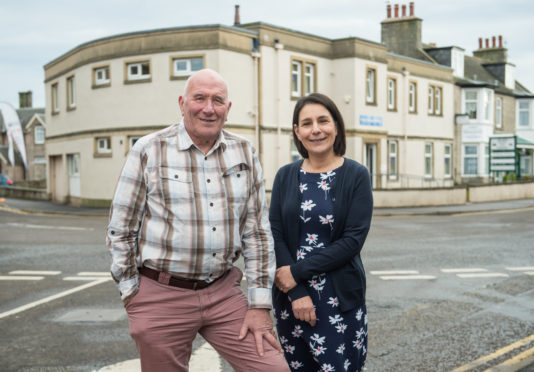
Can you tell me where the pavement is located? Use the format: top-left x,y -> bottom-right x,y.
1,196 -> 534,217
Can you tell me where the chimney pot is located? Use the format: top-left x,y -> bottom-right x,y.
492,36 -> 496,48
409,2 -> 414,16
485,38 -> 489,48
234,5 -> 240,26
478,37 -> 483,49
387,4 -> 391,18
498,35 -> 503,48
402,4 -> 406,17
394,4 -> 399,17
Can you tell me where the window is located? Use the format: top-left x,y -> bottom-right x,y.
428,85 -> 442,115
126,61 -> 151,82
291,61 -> 302,98
483,90 -> 491,121
66,75 -> 75,110
93,66 -> 110,87
389,140 -> 398,179
465,91 -> 478,119
496,97 -> 503,128
304,63 -> 315,95
129,136 -> 141,148
172,57 -> 203,77
444,144 -> 451,178
34,125 -> 45,144
424,143 -> 433,178
463,145 -> 478,175
483,145 -> 489,175
435,87 -> 442,115
387,78 -> 396,110
96,137 -> 111,154
366,67 -> 376,104
291,141 -> 300,162
33,156 -> 46,164
291,58 -> 316,98
51,83 -> 59,114
519,101 -> 530,127
428,86 -> 434,114
409,82 -> 417,113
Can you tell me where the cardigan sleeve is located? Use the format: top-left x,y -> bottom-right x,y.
269,167 -> 310,301
290,164 -> 373,282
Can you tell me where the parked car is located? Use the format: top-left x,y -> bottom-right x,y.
0,174 -> 13,186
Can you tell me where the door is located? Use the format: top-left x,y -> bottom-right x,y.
67,153 -> 81,198
365,143 -> 377,188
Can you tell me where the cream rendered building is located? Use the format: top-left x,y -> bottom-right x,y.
44,8 -> 454,206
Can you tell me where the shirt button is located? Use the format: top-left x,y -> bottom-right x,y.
205,157 -> 208,161
210,202 -> 214,207
174,174 -> 178,179
237,174 -> 241,178
212,227 -> 216,231
207,179 -> 211,183
212,253 -> 216,257
110,231 -> 115,235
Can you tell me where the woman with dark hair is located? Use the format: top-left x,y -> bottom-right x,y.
270,93 -> 373,371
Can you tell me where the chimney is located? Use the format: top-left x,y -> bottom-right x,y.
492,36 -> 496,48
387,4 -> 391,18
381,2 -> 423,57
474,35 -> 508,63
234,5 -> 240,26
19,91 -> 32,108
485,38 -> 489,48
394,4 -> 399,17
498,35 -> 503,48
409,2 -> 414,16
401,4 -> 406,17
478,37 -> 483,49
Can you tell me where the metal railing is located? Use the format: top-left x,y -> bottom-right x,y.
371,173 -> 456,189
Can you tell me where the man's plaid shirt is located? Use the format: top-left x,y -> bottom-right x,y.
106,122 -> 275,308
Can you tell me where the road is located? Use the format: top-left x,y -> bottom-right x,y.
0,205 -> 532,371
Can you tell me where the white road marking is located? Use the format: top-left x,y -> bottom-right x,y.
64,276 -> 110,281
441,268 -> 488,273
77,272 -> 109,276
0,275 -> 44,281
506,266 -> 534,271
189,341 -> 222,372
379,275 -> 436,280
94,358 -> 140,372
4,222 -> 93,231
525,272 -> 534,276
0,278 -> 111,319
9,270 -> 61,275
370,270 -> 419,275
456,273 -> 509,278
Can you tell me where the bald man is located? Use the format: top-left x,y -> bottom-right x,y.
107,69 -> 289,371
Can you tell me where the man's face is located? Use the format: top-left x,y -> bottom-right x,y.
179,71 -> 231,148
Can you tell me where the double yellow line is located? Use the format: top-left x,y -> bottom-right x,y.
451,334 -> 534,372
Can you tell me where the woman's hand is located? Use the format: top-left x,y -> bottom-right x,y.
292,296 -> 316,326
275,266 -> 297,293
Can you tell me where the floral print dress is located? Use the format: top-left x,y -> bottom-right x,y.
274,168 -> 368,372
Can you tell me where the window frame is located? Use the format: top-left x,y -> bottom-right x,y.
66,75 -> 76,111
409,81 -> 417,113
34,125 -> 45,144
170,55 -> 204,80
51,82 -> 59,114
124,59 -> 151,84
444,144 -> 452,178
387,77 -> 397,111
290,57 -> 317,99
463,144 -> 479,176
93,65 -> 111,88
495,97 -> 503,128
95,136 -> 112,157
424,142 -> 433,178
366,67 -> 377,105
518,100 -> 531,127
464,90 -> 478,120
389,140 -> 398,180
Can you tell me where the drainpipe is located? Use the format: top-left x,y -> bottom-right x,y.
251,50 -> 261,150
274,40 -> 284,167
402,67 -> 409,187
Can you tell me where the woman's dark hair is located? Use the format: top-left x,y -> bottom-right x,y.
292,93 -> 346,158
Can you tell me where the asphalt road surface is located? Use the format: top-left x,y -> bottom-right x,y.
0,204 -> 532,371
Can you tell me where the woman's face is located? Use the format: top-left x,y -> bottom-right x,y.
294,103 -> 338,158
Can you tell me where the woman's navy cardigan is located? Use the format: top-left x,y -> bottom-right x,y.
269,158 -> 373,313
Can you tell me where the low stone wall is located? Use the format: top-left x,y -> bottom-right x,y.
468,180 -> 534,203
0,186 -> 49,201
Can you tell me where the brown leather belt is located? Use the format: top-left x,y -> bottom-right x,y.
139,266 -> 223,290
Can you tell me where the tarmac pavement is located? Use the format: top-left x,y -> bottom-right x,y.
1,196 -> 534,217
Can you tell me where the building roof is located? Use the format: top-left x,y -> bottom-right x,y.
0,107 -> 45,133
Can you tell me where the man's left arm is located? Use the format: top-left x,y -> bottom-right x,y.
238,147 -> 282,355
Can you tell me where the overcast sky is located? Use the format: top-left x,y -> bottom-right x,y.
1,0 -> 533,109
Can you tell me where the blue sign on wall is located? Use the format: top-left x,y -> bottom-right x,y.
359,115 -> 383,127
